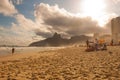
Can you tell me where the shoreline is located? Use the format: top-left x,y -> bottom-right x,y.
0,47 -> 65,62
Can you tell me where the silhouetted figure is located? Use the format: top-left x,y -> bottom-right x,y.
101,43 -> 107,51
94,38 -> 98,51
12,47 -> 15,55
119,41 -> 120,45
86,40 -> 89,49
110,39 -> 113,46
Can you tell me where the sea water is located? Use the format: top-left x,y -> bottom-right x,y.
0,47 -> 65,56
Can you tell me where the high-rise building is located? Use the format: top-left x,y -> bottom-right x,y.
111,17 -> 120,43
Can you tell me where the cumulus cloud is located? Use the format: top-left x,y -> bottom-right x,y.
34,3 -> 110,37
0,13 -> 52,45
0,0 -> 18,16
0,3 -> 116,46
11,0 -> 23,5
12,13 -> 52,37
112,0 -> 120,4
0,24 -> 37,46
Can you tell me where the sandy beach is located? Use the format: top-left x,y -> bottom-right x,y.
0,46 -> 120,80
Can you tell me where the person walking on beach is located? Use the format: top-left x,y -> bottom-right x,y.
110,39 -> 113,46
94,38 -> 98,51
86,39 -> 89,49
12,47 -> 15,55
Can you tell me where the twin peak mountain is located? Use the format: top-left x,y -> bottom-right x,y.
29,33 -> 91,47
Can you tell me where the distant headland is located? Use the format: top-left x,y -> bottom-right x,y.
29,32 -> 91,47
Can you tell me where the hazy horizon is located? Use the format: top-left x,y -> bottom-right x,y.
0,0 -> 120,46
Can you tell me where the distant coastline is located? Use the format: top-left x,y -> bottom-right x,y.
29,32 -> 91,47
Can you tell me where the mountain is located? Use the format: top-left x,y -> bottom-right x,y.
29,33 -> 91,47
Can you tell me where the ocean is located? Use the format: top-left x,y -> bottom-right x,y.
0,47 -> 65,56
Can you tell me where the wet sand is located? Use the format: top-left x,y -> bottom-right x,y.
0,46 -> 120,80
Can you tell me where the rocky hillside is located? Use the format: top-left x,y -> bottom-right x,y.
29,33 -> 91,47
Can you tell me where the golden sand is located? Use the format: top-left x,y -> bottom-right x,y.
0,46 -> 120,80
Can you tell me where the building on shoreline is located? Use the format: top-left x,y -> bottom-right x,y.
111,17 -> 120,44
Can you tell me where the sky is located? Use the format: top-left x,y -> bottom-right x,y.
0,0 -> 120,46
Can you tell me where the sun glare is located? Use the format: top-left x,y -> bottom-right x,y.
81,0 -> 107,27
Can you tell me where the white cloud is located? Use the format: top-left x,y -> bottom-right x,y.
11,13 -> 52,36
34,3 -> 113,37
11,0 -> 23,5
0,25 -> 35,46
0,0 -> 18,16
0,3 -> 118,46
112,0 -> 120,4
1,13 -> 52,45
